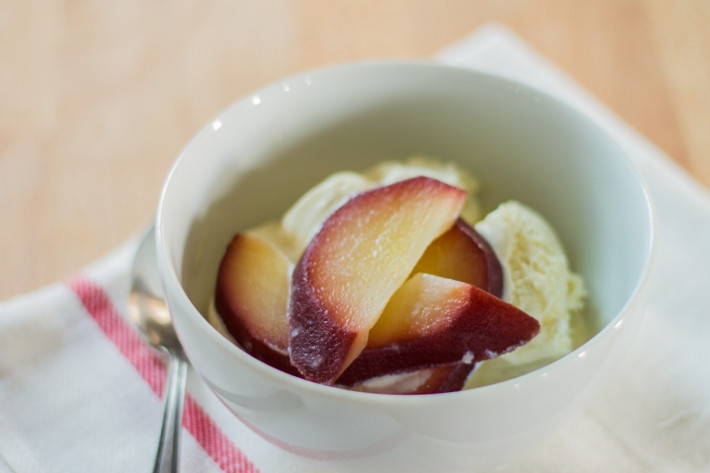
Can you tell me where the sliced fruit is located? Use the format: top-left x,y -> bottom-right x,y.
412,218 -> 503,297
214,232 -> 299,376
336,273 -> 540,386
288,177 -> 467,384
349,363 -> 476,395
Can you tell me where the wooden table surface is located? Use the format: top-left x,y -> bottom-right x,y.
2,0 -> 709,300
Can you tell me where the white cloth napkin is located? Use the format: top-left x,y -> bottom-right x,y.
2,23 -> 709,473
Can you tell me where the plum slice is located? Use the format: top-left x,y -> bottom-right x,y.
288,177 -> 467,384
214,232 -> 299,376
337,273 -> 539,386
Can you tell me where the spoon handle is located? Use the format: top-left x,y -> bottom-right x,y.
153,353 -> 188,473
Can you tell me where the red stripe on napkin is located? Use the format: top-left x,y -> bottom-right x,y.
67,277 -> 259,473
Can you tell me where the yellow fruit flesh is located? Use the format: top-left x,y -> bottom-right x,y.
367,273 -> 468,347
225,233 -> 292,348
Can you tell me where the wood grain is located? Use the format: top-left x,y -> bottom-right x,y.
1,0 -> 708,300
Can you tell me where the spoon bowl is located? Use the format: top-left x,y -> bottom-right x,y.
129,225 -> 188,473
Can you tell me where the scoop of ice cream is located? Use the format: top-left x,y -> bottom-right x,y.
473,201 -> 586,367
364,156 -> 482,224
265,156 -> 481,262
281,171 -> 372,257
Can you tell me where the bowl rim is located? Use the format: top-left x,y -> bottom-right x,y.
155,59 -> 657,405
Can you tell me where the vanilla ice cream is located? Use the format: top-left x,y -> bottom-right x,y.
465,201 -> 587,387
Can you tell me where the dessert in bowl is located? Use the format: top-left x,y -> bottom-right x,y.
155,61 -> 654,471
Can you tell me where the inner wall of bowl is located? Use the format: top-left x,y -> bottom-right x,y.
160,63 -> 652,338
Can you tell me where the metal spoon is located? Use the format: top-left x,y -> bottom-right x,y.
129,225 -> 188,473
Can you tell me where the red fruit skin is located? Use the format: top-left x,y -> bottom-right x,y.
456,218 -> 504,297
286,270 -> 359,384
336,284 -> 539,386
349,363 -> 476,395
401,362 -> 476,394
215,283 -> 301,377
434,363 -> 478,394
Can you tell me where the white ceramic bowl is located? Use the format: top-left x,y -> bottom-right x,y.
156,61 -> 655,472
